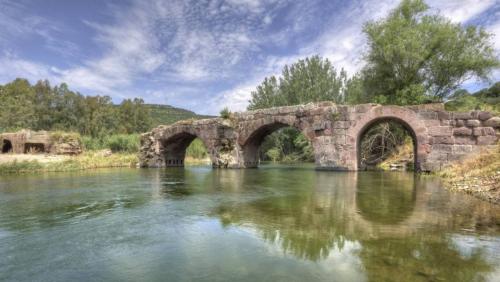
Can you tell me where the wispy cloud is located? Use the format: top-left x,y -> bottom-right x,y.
0,0 -> 498,115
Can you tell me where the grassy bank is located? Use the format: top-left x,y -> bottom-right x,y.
0,152 -> 138,174
438,144 -> 500,204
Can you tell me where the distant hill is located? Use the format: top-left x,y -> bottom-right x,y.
145,104 -> 215,127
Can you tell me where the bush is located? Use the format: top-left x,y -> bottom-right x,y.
105,134 -> 140,153
82,136 -> 105,151
186,138 -> 208,159
220,107 -> 231,119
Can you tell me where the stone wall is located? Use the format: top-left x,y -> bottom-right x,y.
139,102 -> 499,172
0,130 -> 82,155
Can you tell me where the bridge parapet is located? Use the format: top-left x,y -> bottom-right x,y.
139,102 -> 499,171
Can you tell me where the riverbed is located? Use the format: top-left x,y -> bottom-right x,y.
0,165 -> 499,281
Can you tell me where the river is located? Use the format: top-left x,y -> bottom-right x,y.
0,164 -> 499,281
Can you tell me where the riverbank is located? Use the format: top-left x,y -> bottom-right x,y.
0,153 -> 213,174
0,152 -> 138,174
438,144 -> 500,204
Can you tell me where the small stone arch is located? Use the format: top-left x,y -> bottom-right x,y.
2,139 -> 13,153
347,106 -> 429,171
238,116 -> 313,167
159,129 -> 213,167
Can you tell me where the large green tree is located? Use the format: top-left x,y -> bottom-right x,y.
360,0 -> 499,105
0,79 -> 36,131
248,56 -> 348,110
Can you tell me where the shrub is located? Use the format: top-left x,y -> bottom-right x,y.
186,138 -> 208,159
220,107 -> 231,119
82,136 -> 105,151
105,134 -> 140,153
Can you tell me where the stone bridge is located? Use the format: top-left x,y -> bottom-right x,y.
139,102 -> 499,171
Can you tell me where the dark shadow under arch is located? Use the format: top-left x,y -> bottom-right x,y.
356,117 -> 418,171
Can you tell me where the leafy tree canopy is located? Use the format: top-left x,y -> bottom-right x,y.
360,0 -> 499,105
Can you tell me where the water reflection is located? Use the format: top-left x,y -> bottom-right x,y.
356,172 -> 416,224
211,169 -> 500,280
0,166 -> 499,281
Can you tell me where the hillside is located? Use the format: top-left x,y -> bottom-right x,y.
145,104 -> 215,127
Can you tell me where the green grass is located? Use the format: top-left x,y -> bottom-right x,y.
0,152 -> 138,174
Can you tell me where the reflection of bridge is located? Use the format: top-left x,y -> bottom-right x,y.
139,102 -> 499,171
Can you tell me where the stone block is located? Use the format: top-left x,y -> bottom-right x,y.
440,120 -> 455,126
431,144 -> 452,153
437,111 -> 451,120
477,135 -> 498,145
428,126 -> 452,136
430,136 -> 454,144
455,119 -> 464,127
332,134 -> 346,145
418,111 -> 438,120
478,111 -> 492,121
453,112 -> 472,120
424,119 -> 441,127
453,127 -> 472,136
454,136 -> 476,145
470,111 -> 479,119
465,119 -> 481,127
484,117 -> 500,128
472,127 -> 496,136
333,121 -> 350,129
452,145 -> 473,154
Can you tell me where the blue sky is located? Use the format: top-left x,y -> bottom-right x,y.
0,0 -> 499,115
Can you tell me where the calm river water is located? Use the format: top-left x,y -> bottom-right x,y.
0,164 -> 499,281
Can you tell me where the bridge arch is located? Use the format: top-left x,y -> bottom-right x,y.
347,106 -> 429,171
238,117 -> 314,167
159,129 -> 213,167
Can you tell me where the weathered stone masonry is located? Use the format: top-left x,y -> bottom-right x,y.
139,102 -> 500,172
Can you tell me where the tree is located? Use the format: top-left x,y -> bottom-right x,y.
361,0 -> 499,105
0,78 -> 36,131
248,56 -> 347,109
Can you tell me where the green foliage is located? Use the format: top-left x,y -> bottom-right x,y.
81,134 -> 140,153
105,134 -> 140,153
0,78 -> 36,132
220,107 -> 231,119
260,127 -> 314,163
445,82 -> 500,114
0,79 -> 154,137
359,0 -> 499,105
186,138 -> 208,159
248,56 -> 348,110
147,104 -> 213,127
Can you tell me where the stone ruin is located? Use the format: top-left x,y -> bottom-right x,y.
139,102 -> 500,172
0,130 -> 82,155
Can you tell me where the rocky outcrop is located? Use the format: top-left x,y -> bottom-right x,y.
139,102 -> 499,172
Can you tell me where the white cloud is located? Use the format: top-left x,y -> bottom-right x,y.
431,0 -> 496,23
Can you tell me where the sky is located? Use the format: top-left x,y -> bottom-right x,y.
0,0 -> 499,115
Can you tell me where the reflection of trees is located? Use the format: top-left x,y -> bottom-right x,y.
356,172 -> 416,224
215,194 -> 351,261
211,170 -> 499,279
213,171 -> 357,261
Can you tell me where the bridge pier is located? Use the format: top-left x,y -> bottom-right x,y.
139,102 -> 499,172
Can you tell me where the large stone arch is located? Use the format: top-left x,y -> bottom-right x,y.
237,115 -> 314,167
157,126 -> 214,167
346,106 -> 429,171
